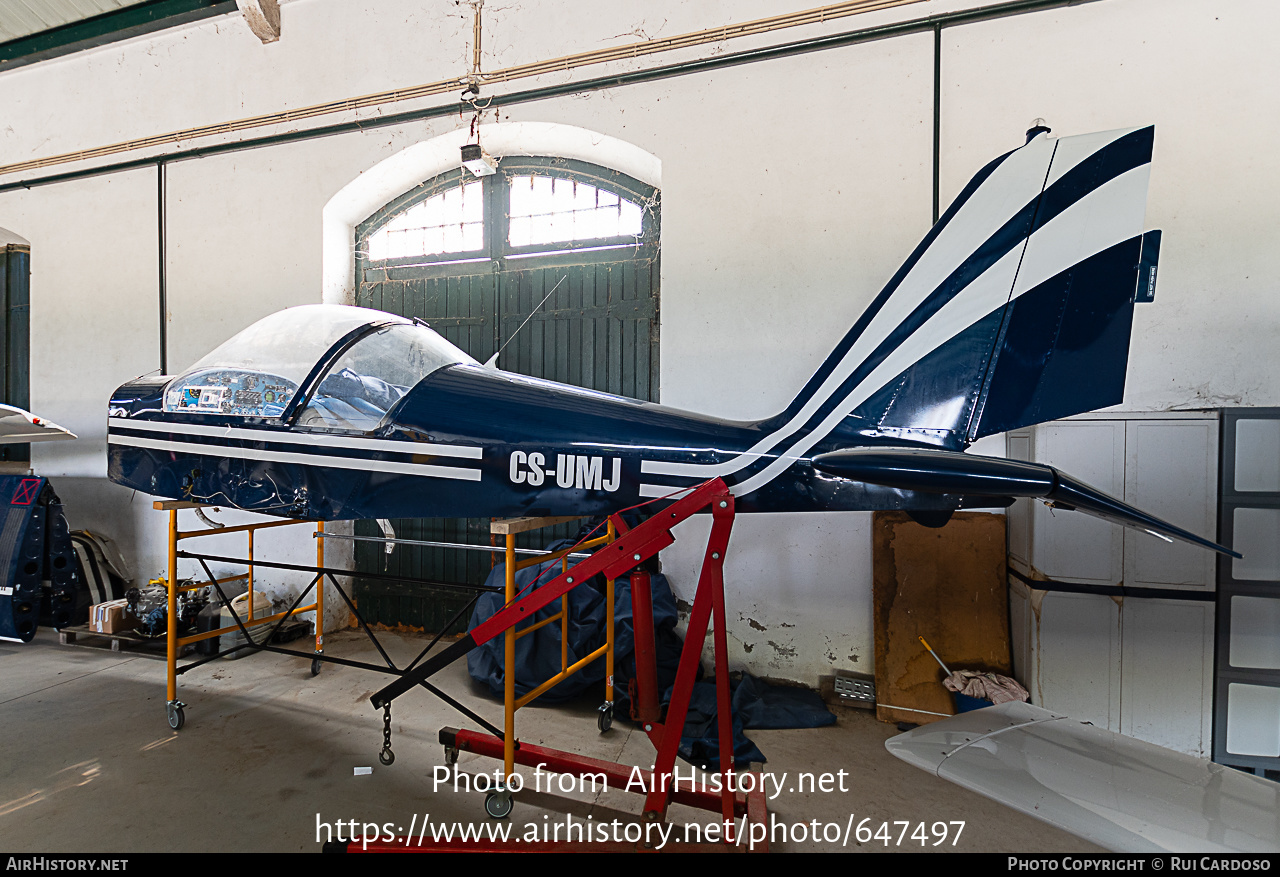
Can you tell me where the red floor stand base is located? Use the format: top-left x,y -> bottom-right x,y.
350,479 -> 766,852
333,726 -> 769,851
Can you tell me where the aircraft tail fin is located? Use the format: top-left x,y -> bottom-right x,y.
789,125 -> 1157,452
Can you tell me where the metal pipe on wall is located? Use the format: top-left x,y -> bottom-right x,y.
0,0 -> 1103,194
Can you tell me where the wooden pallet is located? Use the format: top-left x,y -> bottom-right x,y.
58,625 -> 169,654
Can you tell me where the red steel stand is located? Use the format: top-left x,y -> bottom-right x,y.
356,478 -> 768,853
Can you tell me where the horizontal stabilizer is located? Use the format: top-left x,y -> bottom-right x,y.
811,446 -> 1238,557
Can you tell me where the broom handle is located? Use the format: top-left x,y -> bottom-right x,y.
919,635 -> 952,676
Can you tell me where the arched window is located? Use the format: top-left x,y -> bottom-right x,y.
351,157 -> 660,630
356,158 -> 658,392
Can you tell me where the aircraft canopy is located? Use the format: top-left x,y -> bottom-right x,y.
163,304 -> 475,424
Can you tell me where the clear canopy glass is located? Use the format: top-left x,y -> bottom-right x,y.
298,323 -> 479,430
163,304 -> 475,422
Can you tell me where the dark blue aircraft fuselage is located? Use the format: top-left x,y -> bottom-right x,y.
107,362 -> 960,521
107,125 -> 1241,557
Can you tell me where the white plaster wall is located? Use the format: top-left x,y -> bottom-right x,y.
0,0 -> 962,170
0,227 -> 29,246
637,37 -> 934,679
941,0 -> 1280,411
0,0 -> 1273,683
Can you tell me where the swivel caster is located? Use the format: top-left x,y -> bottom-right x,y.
166,701 -> 186,731
443,744 -> 459,765
311,657 -> 322,676
597,701 -> 614,733
484,790 -> 513,819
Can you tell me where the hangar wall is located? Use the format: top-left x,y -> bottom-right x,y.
0,0 -> 1275,684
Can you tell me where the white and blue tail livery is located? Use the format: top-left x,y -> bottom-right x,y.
644,125 -> 1162,500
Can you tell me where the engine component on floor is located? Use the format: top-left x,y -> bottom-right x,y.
125,581 -> 207,638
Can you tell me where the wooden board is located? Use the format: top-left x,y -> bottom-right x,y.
490,516 -> 584,536
873,511 -> 1009,726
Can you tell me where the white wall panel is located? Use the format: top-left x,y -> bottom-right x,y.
1235,419 -> 1280,493
1011,415 -> 1220,754
1226,684 -> 1280,759
1120,599 -> 1214,756
942,0 -> 1280,414
0,170 -> 166,582
1030,590 -> 1121,731
1009,578 -> 1031,686
1124,418 -> 1219,589
1230,596 -> 1280,670
1031,421 -> 1124,584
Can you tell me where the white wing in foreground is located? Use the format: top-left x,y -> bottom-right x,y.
886,701 -> 1280,853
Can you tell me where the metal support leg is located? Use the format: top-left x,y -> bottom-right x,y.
314,523 -> 325,676
643,495 -> 735,824
165,509 -> 184,730
630,570 -> 660,726
604,519 -> 616,727
503,533 -> 516,783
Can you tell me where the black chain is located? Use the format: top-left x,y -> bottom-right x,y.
380,703 -> 395,765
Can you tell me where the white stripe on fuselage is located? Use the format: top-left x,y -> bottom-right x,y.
642,129 -> 1138,488
637,159 -> 1151,499
107,416 -> 482,459
642,136 -> 1058,481
108,435 -> 482,481
725,163 -> 1151,498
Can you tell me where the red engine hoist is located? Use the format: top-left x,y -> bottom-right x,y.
356,477 -> 767,852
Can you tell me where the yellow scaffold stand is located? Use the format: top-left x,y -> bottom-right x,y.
157,500 -> 325,731
475,515 -> 618,807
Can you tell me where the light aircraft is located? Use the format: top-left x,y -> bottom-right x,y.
106,124 -> 1234,557
103,125 -> 1261,851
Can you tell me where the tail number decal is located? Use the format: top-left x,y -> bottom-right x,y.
509,452 -> 621,492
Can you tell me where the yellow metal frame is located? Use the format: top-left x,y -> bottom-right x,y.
491,516 -> 617,780
159,500 -> 325,708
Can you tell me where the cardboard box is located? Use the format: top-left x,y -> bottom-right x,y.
90,599 -> 138,635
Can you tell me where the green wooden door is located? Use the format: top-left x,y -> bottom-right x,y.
0,243 -> 30,464
352,158 -> 659,632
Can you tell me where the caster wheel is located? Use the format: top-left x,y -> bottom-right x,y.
311,658 -> 322,676
597,702 -> 614,733
166,703 -> 185,731
443,745 -> 459,765
484,791 -> 513,819
378,748 -> 395,766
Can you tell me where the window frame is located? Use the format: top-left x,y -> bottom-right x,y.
355,157 -> 660,275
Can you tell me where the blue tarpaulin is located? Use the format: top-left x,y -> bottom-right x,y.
466,535 -> 836,768
466,550 -> 685,704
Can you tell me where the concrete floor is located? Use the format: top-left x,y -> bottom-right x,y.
0,626 -> 1104,854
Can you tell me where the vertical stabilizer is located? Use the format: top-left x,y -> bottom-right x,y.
790,126 -> 1155,451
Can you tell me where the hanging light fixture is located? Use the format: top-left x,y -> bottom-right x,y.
461,142 -> 496,177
